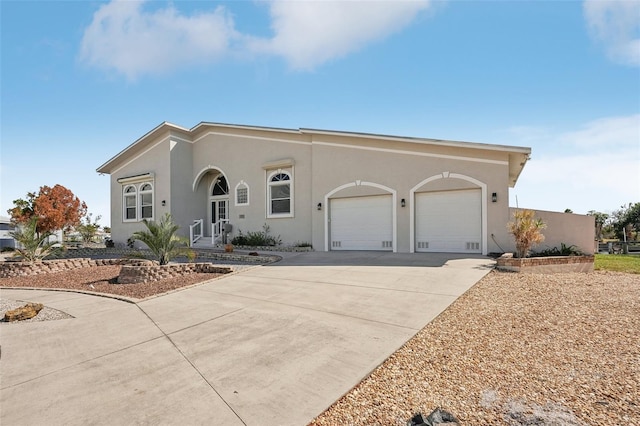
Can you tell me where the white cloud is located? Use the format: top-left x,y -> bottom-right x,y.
584,0 -> 640,67
250,0 -> 432,70
79,1 -> 238,80
507,114 -> 640,214
559,114 -> 640,147
79,0 -> 433,78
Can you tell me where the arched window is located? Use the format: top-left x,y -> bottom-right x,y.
139,183 -> 153,219
123,185 -> 137,221
212,175 -> 229,196
267,171 -> 292,217
235,181 -> 249,206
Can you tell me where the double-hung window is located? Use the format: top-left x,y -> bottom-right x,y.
124,186 -> 137,221
139,183 -> 153,219
267,171 -> 293,217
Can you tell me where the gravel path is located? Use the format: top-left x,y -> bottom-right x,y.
311,270 -> 639,426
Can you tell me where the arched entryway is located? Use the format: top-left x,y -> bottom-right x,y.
192,166 -> 229,238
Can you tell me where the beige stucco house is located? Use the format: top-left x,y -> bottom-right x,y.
97,121 -> 532,254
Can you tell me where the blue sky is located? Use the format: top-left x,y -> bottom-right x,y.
1,0 -> 639,227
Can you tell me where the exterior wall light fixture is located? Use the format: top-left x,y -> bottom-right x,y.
491,193 -> 497,203
317,202 -> 322,211
162,200 -> 166,206
401,198 -> 406,208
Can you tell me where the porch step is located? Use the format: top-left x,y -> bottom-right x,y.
191,239 -> 220,249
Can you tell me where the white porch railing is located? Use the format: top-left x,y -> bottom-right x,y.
189,219 -> 203,246
212,219 -> 230,245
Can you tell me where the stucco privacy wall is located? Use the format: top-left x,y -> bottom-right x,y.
507,208 -> 596,255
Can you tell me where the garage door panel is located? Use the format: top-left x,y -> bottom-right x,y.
415,189 -> 481,253
330,195 -> 393,251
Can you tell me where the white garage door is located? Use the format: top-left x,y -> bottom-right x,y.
415,189 -> 482,253
330,195 -> 393,251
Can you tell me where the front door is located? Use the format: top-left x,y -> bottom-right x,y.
210,199 -> 228,235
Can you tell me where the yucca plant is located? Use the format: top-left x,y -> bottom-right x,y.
507,209 -> 546,258
10,217 -> 60,262
131,213 -> 191,265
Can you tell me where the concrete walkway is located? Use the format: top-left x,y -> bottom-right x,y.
1,251 -> 494,426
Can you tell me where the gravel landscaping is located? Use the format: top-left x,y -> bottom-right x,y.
311,270 -> 639,426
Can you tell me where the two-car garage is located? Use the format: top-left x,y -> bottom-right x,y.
327,187 -> 482,254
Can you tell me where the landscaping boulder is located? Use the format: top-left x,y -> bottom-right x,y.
4,302 -> 44,322
408,408 -> 460,426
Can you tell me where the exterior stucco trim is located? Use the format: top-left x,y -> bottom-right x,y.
107,136 -> 171,175
313,141 -> 509,166
193,131 -> 312,146
324,180 -> 397,252
409,172 -> 488,255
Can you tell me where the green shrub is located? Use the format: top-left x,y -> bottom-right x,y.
533,243 -> 583,257
231,224 -> 282,247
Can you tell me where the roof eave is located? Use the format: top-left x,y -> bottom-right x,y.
96,122 -> 190,174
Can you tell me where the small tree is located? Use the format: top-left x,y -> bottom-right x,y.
8,184 -> 87,236
76,213 -> 102,243
130,214 -> 191,265
507,209 -> 546,258
587,210 -> 609,241
10,217 -> 60,262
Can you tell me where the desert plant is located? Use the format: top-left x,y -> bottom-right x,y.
507,209 -> 546,258
10,217 -> 61,262
130,213 -> 191,265
533,243 -> 583,257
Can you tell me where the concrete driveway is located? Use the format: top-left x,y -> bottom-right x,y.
1,251 -> 493,425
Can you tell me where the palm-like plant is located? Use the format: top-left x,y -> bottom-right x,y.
131,214 -> 190,265
10,217 -> 60,262
507,209 -> 546,258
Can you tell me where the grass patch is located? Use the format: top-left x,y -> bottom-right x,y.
595,254 -> 640,274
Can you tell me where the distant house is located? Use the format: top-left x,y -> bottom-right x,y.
97,121 -> 533,254
0,216 -> 16,249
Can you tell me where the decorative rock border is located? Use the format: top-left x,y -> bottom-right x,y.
117,263 -> 232,284
496,253 -> 594,273
222,245 -> 312,253
0,258 -> 129,278
0,258 -> 234,284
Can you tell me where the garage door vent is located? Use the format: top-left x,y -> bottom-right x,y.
466,242 -> 480,251
417,241 -> 429,249
332,241 -> 342,248
382,241 -> 392,248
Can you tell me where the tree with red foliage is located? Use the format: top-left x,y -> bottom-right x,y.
8,184 -> 87,235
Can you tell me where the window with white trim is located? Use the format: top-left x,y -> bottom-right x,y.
235,181 -> 249,206
123,185 -> 137,221
139,183 -> 153,219
267,170 -> 292,217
